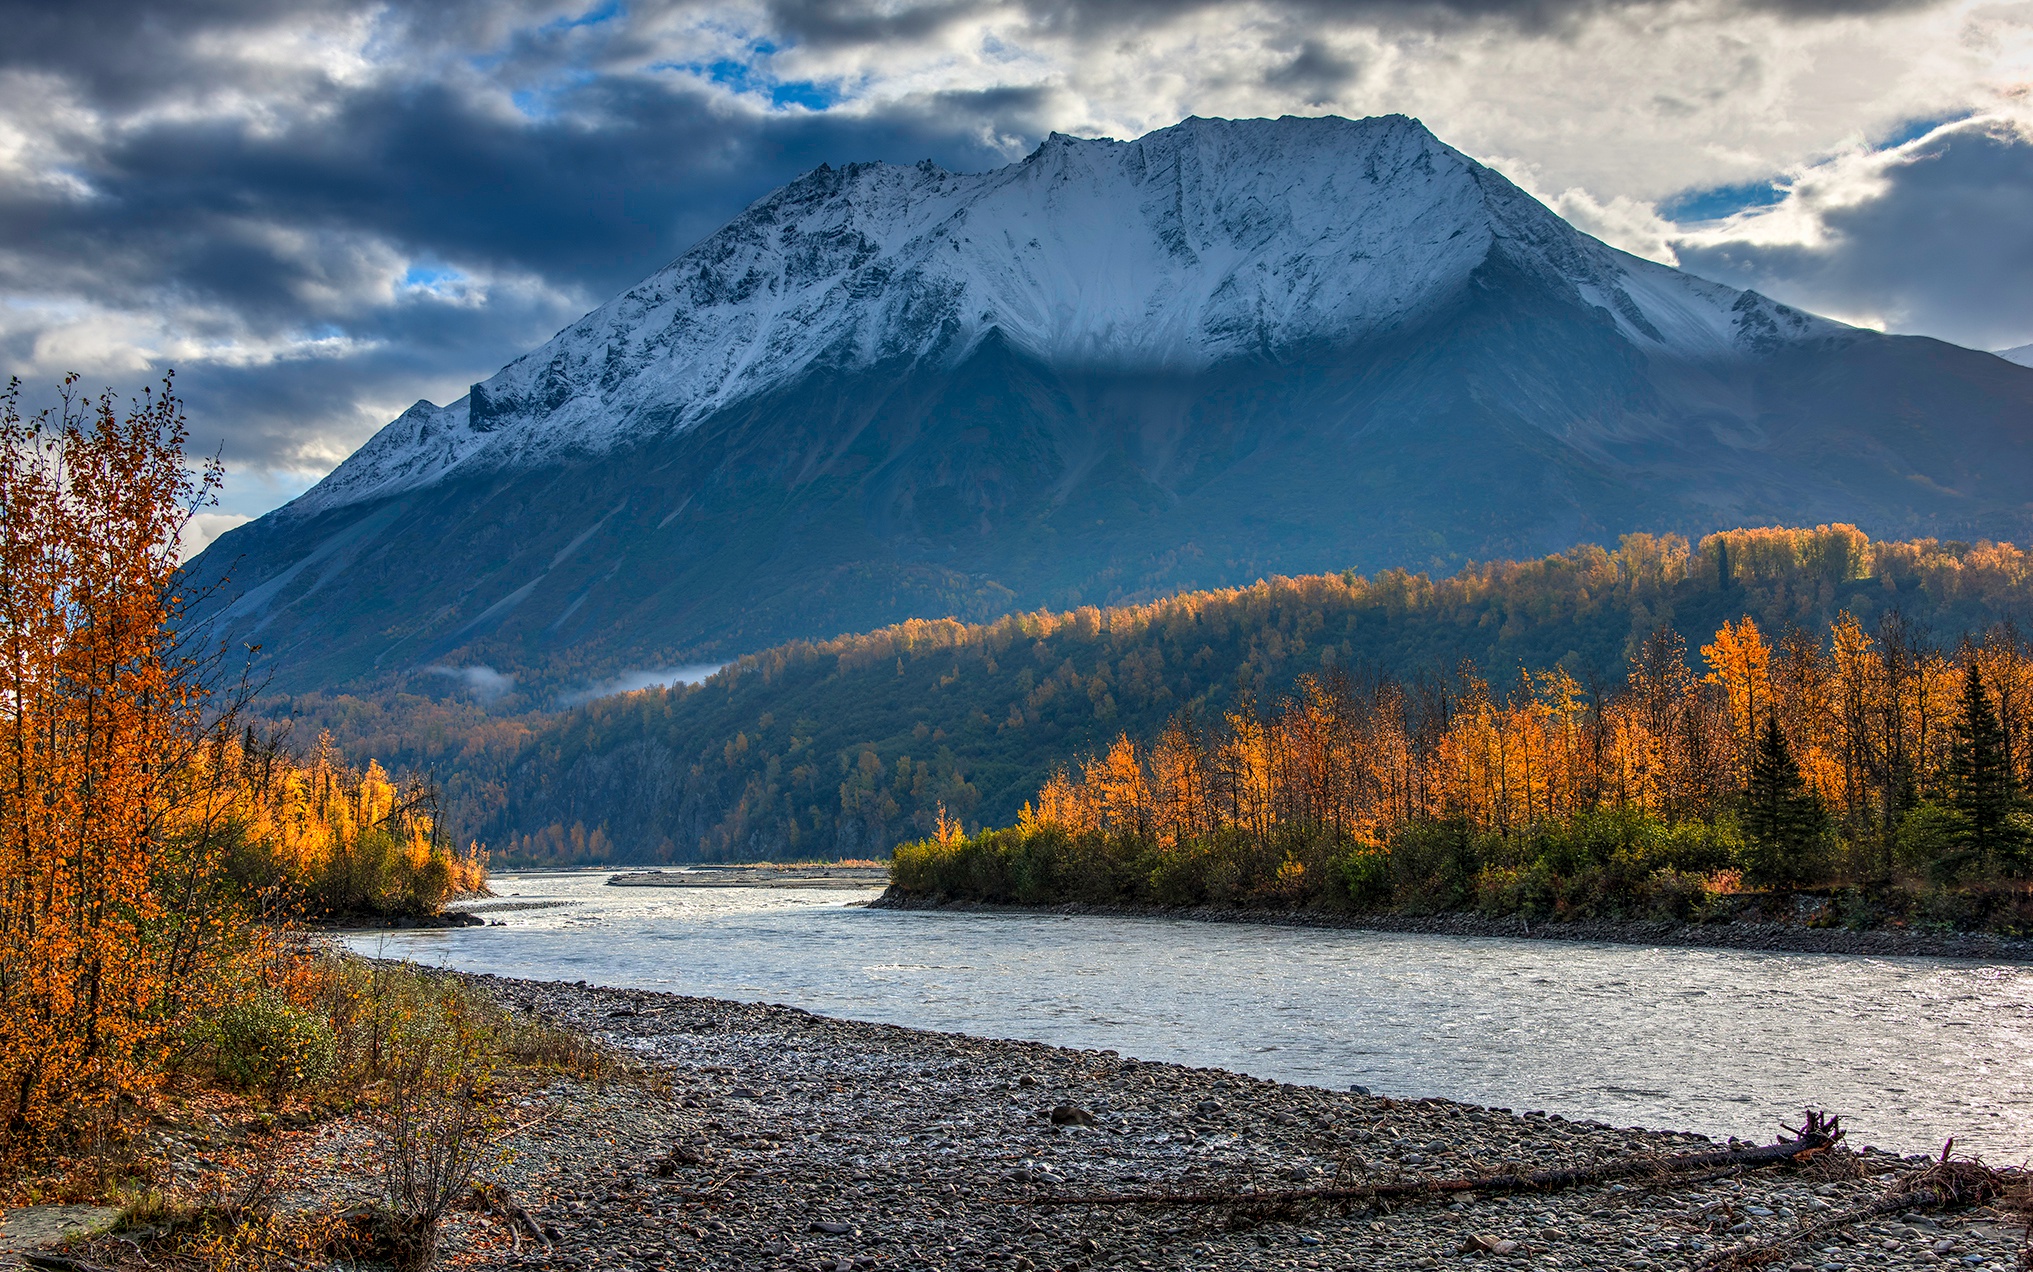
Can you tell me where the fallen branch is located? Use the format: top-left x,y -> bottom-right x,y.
1699,1141 -> 2017,1271
20,1255 -> 108,1272
470,1181 -> 551,1249
1023,1110 -> 1845,1210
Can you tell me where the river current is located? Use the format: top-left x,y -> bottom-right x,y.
345,871 -> 2033,1160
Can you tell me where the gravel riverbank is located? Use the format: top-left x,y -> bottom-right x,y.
869,889 -> 2033,962
342,974 -> 2021,1271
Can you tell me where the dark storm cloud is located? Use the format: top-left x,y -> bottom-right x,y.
1264,40 -> 1364,105
763,0 -> 1947,46
4,79 -> 904,307
0,0 -> 1024,488
0,1 -> 1017,304
1673,119 -> 2033,351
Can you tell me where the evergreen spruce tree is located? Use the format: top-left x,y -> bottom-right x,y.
1742,714 -> 1826,886
1947,661 -> 2020,873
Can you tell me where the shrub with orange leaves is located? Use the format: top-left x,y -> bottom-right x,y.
213,730 -> 486,919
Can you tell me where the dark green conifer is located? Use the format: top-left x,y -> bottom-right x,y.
1741,714 -> 1826,886
1947,661 -> 2020,871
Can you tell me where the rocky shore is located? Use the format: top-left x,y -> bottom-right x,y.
306,908 -> 486,931
869,889 -> 2033,963
256,974 -> 2024,1271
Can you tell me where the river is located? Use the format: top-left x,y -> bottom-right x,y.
345,870 -> 2033,1160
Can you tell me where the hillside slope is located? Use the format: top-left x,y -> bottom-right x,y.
303,526 -> 2033,863
189,114 -> 2033,696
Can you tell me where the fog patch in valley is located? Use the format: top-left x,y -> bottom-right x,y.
426,663 -> 516,703
564,663 -> 728,706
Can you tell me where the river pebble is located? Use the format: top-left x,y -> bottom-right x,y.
401,973 -> 2019,1271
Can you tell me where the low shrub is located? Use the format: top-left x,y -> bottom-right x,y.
1332,843 -> 1393,908
192,993 -> 338,1097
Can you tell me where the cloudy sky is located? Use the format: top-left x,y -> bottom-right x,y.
3,0 -> 2030,548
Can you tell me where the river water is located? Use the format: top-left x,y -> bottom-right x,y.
345,871 -> 2033,1160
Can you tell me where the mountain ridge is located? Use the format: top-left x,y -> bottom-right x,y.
269,526 -> 2033,864
190,113 -> 2033,695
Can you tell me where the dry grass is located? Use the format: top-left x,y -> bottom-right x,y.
20,954 -> 636,1270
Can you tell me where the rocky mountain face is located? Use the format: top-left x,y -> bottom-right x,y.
189,114 -> 2033,695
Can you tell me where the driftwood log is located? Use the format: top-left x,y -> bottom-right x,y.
1700,1140 -> 2020,1271
1021,1111 -> 1847,1211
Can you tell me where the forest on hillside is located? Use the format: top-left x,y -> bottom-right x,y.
266,525 -> 2033,865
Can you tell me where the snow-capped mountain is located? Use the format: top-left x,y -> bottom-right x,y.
193,114 -> 2033,694
294,115 -> 1830,517
2000,343 -> 2033,369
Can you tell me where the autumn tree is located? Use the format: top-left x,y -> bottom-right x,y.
1702,616 -> 1771,780
0,374 -> 226,1150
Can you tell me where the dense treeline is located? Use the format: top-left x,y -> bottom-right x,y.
216,730 -> 487,919
893,611 -> 2033,929
251,686 -> 537,859
376,524 -> 2033,865
0,376 -> 481,1165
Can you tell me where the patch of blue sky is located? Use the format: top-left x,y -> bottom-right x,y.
704,58 -> 757,91
662,52 -> 843,112
400,265 -> 477,304
540,0 -> 622,33
402,264 -> 461,288
771,80 -> 838,110
1659,181 -> 1788,223
1875,115 -> 1965,149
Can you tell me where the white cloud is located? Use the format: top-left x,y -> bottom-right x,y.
426,663 -> 518,702
753,0 -> 2029,198
178,511 -> 253,560
561,663 -> 729,706
1667,109 -> 2033,346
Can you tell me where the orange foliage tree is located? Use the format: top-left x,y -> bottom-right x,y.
0,375 -> 229,1149
218,730 -> 486,918
0,373 -> 487,1163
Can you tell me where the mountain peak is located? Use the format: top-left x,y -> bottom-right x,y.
283,112 -> 1845,518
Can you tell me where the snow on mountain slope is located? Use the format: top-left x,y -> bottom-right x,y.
292,114 -> 1844,517
299,396 -> 481,514
2001,344 -> 2033,369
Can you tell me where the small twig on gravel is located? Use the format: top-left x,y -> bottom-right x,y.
1698,1140 -> 2019,1271
489,1107 -> 560,1143
1024,1110 -> 1846,1211
656,1173 -> 753,1204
